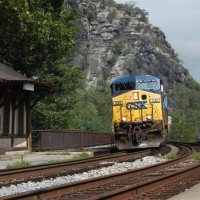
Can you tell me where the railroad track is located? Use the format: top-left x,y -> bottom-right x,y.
1,144 -> 197,200
0,149 -> 153,188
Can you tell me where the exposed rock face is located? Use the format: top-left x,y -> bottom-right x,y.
67,0 -> 191,96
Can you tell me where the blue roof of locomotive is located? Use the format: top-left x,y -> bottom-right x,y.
111,75 -> 160,85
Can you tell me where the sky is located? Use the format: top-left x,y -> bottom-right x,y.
115,0 -> 200,83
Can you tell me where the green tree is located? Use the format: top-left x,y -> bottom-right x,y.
107,9 -> 117,23
69,83 -> 112,132
31,63 -> 84,129
87,83 -> 112,132
170,79 -> 200,142
0,0 -> 80,78
105,0 -> 116,7
0,0 -> 84,130
0,0 -> 113,133
170,110 -> 196,142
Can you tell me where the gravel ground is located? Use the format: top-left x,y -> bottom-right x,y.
0,151 -> 91,169
0,156 -> 167,197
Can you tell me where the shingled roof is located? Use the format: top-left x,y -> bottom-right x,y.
0,63 -> 30,80
0,63 -> 51,90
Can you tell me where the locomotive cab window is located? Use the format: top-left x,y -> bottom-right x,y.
114,83 -> 135,96
137,80 -> 160,93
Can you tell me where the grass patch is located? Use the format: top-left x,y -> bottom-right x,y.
47,159 -> 69,164
47,152 -> 90,163
160,153 -> 177,160
6,160 -> 31,169
73,152 -> 90,160
6,155 -> 31,169
45,152 -> 71,155
189,153 -> 200,160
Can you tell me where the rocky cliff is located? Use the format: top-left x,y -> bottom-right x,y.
67,0 -> 191,95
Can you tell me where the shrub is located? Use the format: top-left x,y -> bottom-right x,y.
73,152 -> 90,160
88,9 -> 97,22
189,153 -> 200,160
107,9 -> 117,23
7,160 -> 31,169
112,39 -> 125,55
161,153 -> 177,160
104,0 -> 116,7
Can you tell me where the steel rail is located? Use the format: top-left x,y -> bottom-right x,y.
1,145 -> 192,200
94,164 -> 200,200
0,150 -> 152,187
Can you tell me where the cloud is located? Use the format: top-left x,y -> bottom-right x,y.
115,0 -> 200,82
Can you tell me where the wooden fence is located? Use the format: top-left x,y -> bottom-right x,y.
31,130 -> 113,151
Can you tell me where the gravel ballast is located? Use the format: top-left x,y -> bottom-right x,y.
0,156 -> 167,197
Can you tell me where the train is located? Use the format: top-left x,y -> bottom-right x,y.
110,75 -> 169,150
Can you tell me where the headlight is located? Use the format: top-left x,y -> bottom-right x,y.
133,92 -> 139,100
122,116 -> 127,122
146,114 -> 152,120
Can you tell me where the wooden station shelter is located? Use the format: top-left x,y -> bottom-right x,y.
0,63 -> 51,151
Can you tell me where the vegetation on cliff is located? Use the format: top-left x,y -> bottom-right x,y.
170,80 -> 200,142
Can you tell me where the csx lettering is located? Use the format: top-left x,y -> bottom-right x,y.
126,101 -> 148,110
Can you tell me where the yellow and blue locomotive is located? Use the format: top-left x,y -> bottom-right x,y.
110,75 -> 168,150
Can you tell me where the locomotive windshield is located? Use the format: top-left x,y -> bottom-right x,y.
111,75 -> 161,96
113,82 -> 135,96
137,80 -> 160,93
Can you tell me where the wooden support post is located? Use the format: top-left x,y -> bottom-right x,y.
28,131 -> 32,152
